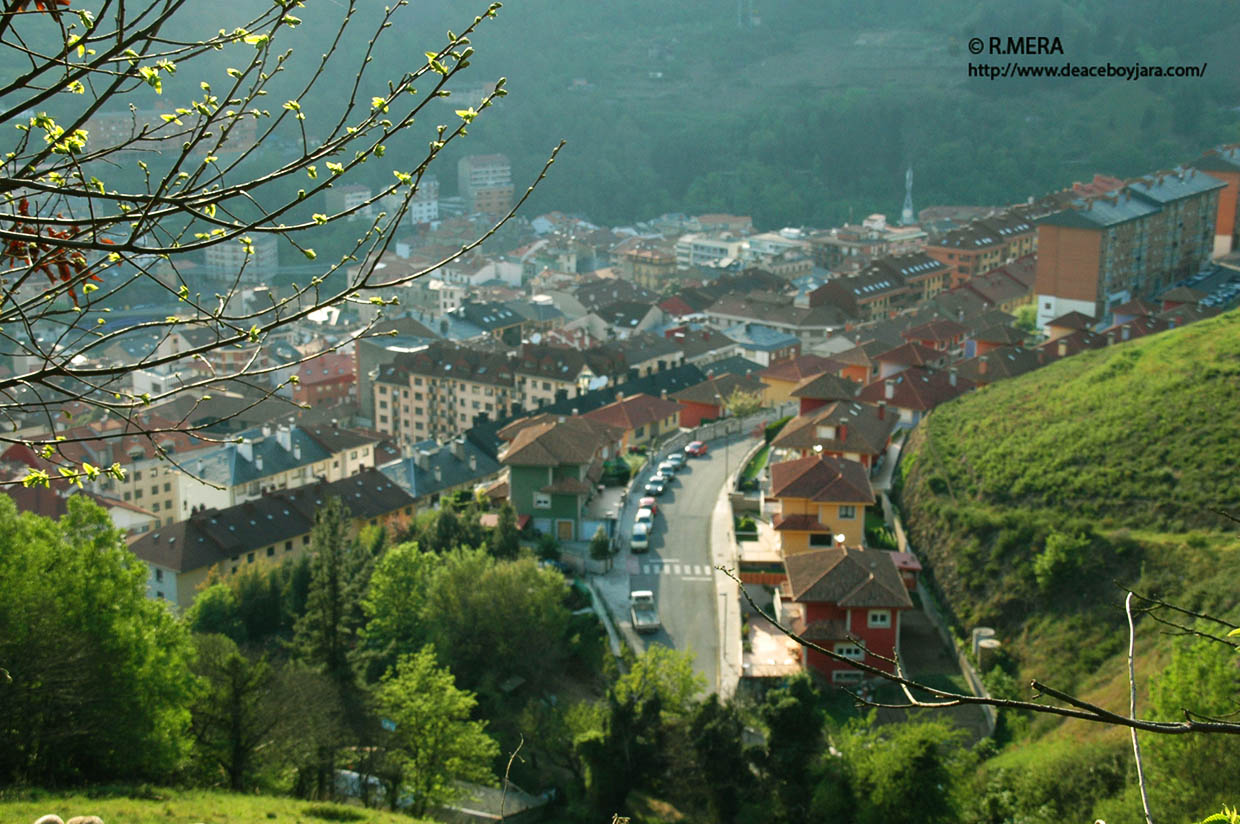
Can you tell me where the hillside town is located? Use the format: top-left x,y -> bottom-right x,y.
5,142 -> 1238,703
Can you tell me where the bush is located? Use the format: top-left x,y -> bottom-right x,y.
736,516 -> 757,533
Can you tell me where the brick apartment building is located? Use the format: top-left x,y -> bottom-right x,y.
1192,144 -> 1240,256
1034,167 -> 1224,327
926,211 -> 1037,288
457,154 -> 514,215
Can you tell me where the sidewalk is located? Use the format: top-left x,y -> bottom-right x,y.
712,436 -> 763,699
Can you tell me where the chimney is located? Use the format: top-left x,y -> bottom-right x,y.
660,388 -> 667,399
884,379 -> 894,400
255,453 -> 264,473
1122,326 -> 1131,341
238,440 -> 254,462
837,423 -> 847,443
276,425 -> 292,452
433,465 -> 442,483
451,439 -> 465,461
468,453 -> 477,471
615,391 -> 623,403
949,368 -> 957,387
979,355 -> 989,375
261,424 -> 272,438
571,408 -> 579,417
877,400 -> 886,420
293,442 -> 302,460
1057,339 -> 1068,358
415,450 -> 429,470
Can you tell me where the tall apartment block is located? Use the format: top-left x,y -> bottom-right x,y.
1192,145 -> 1240,257
1034,167 -> 1223,328
457,154 -> 514,216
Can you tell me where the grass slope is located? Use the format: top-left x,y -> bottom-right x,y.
0,789 -> 434,824
898,309 -> 1240,688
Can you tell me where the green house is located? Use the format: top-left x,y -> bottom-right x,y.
499,415 -> 624,542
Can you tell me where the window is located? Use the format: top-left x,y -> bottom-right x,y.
123,491 -> 131,501
285,540 -> 293,552
868,609 -> 891,629
350,450 -> 358,459
379,385 -> 388,394
534,492 -> 552,509
838,505 -> 857,519
164,482 -> 171,493
303,535 -> 311,546
154,568 -> 164,582
379,415 -> 389,425
247,552 -> 255,563
833,670 -> 863,685
135,470 -> 143,481
151,485 -> 159,495
379,400 -> 389,410
156,591 -> 164,600
809,533 -> 833,547
135,489 -> 143,499
267,546 -> 275,557
834,643 -> 864,661
152,502 -> 161,512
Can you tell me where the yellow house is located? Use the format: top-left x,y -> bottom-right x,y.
759,354 -> 841,406
767,454 -> 875,555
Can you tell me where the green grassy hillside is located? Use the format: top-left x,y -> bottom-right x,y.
898,309 -> 1240,688
0,789 -> 434,824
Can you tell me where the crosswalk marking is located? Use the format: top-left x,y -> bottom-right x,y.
640,562 -> 714,579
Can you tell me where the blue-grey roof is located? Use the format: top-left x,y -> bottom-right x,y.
722,323 -> 800,351
1128,167 -> 1226,204
186,427 -> 333,487
703,355 -> 765,377
379,439 -> 502,500
1037,193 -> 1161,229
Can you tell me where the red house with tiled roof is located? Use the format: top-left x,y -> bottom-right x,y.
769,401 -> 899,471
901,318 -> 968,352
1108,298 -> 1160,328
671,373 -> 766,428
1040,328 -> 1108,361
954,346 -> 1044,387
857,366 -> 974,427
966,323 -> 1027,357
583,392 -> 682,450
776,545 -> 913,684
1160,286 -> 1207,312
293,352 -> 356,407
789,372 -> 861,415
658,295 -> 698,318
874,341 -> 948,378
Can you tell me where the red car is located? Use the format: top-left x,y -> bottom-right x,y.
638,496 -> 658,515
685,441 -> 708,457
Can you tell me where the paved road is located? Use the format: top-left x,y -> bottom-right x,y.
623,436 -> 751,691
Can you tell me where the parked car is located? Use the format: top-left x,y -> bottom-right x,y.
644,479 -> 666,496
649,471 -> 671,485
629,589 -> 660,632
630,522 -> 650,552
667,452 -> 687,469
685,441 -> 708,457
657,460 -> 678,476
638,496 -> 658,515
635,507 -> 654,527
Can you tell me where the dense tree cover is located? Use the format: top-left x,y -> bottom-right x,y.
0,497 -> 196,785
374,647 -> 499,817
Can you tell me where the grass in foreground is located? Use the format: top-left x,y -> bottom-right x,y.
0,789 -> 434,824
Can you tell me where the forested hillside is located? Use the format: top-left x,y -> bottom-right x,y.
30,0 -> 1236,229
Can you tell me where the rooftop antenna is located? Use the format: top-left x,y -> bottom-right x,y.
901,166 -> 915,226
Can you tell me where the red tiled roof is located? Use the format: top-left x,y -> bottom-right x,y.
902,318 -> 967,342
500,416 -> 623,466
773,513 -> 833,532
857,366 -> 974,411
789,372 -> 861,402
759,355 -> 840,384
769,454 -> 874,504
784,546 -> 912,608
874,341 -> 944,368
1046,311 -> 1096,331
583,393 -> 682,432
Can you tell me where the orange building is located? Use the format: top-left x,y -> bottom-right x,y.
1193,145 -> 1240,257
1034,168 -> 1223,328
